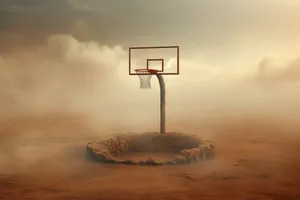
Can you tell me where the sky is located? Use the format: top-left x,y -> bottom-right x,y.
0,0 -> 300,128
1,0 -> 300,49
1,0 -> 300,72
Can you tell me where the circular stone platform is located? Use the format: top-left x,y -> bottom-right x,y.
86,132 -> 215,165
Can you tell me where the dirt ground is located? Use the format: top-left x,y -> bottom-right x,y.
0,114 -> 300,200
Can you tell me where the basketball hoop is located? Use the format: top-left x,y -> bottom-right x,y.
135,69 -> 158,89
129,46 -> 180,133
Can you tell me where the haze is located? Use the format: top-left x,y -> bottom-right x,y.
0,0 -> 300,131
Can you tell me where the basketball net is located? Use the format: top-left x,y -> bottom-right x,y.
135,69 -> 157,89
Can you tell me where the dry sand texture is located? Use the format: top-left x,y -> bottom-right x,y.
87,132 -> 215,165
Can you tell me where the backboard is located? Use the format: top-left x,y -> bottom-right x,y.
129,46 -> 179,75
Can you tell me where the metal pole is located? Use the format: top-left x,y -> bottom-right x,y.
156,74 -> 166,134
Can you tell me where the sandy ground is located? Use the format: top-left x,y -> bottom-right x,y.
116,152 -> 180,162
0,114 -> 300,200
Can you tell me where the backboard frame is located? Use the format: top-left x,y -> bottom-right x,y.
147,58 -> 164,72
129,45 -> 180,75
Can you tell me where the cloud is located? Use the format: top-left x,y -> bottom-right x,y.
1,31 -> 300,131
0,0 -> 108,13
0,34 -> 126,117
255,56 -> 300,85
66,0 -> 108,13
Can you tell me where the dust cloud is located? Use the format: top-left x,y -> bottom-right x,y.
0,34 -> 300,176
1,34 -> 300,124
